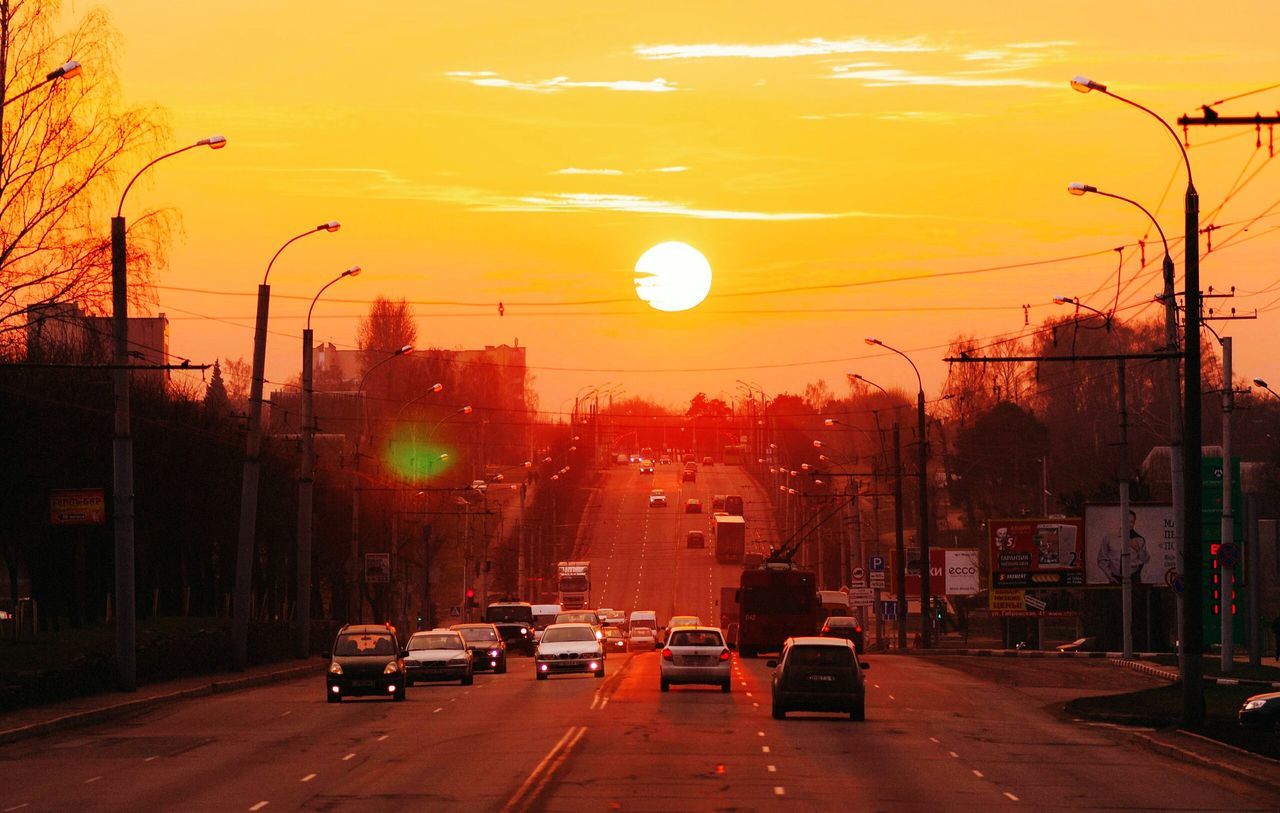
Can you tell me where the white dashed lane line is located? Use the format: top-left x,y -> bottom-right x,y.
342,753 -> 355,761
249,803 -> 269,812
767,765 -> 777,773
301,774 -> 316,783
773,787 -> 786,796
85,776 -> 102,784
972,770 -> 984,778
761,746 -> 770,753
1004,792 -> 1020,802
949,751 -> 959,758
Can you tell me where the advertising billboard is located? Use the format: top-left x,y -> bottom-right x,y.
988,518 -> 1085,588
50,488 -> 105,525
888,548 -> 981,595
1083,504 -> 1175,586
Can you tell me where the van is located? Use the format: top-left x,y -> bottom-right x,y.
628,610 -> 659,649
530,603 -> 562,641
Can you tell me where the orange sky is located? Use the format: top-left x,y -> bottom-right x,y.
102,0 -> 1280,414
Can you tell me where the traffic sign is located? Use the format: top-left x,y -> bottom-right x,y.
881,601 -> 897,620
449,606 -> 461,618
869,571 -> 887,590
849,588 -> 875,605
1024,594 -> 1047,612
852,567 -> 866,585
869,555 -> 885,572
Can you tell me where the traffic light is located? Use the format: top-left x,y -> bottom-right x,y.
465,588 -> 477,610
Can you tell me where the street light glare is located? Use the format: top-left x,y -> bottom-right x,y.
863,337 -> 881,347
1070,75 -> 1105,93
398,344 -> 414,355
319,221 -> 341,232
343,265 -> 361,277
197,135 -> 228,149
824,418 -> 835,426
1067,182 -> 1096,196
1053,296 -> 1073,304
461,405 -> 473,414
48,60 -> 82,80
431,382 -> 443,393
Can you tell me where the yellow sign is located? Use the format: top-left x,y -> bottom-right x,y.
989,589 -> 1025,612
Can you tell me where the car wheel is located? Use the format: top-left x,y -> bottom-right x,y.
327,691 -> 340,703
721,681 -> 731,693
595,665 -> 606,678
495,659 -> 507,675
850,699 -> 865,721
461,673 -> 474,686
536,671 -> 548,681
660,678 -> 670,692
771,703 -> 786,720
393,686 -> 406,702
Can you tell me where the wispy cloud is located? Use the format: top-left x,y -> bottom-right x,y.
483,192 -> 905,221
447,71 -> 678,93
654,166 -> 688,173
552,167 -> 625,176
634,37 -> 933,60
829,67 -> 1053,88
799,110 -> 984,122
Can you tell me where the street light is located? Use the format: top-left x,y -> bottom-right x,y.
865,336 -> 932,647
296,266 -> 360,658
233,218 -> 342,670
1073,74 -> 1203,725
1254,378 -> 1280,401
1052,295 -> 1112,329
111,135 -> 226,690
3,59 -> 82,106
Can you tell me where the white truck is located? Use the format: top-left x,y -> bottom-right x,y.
557,561 -> 591,609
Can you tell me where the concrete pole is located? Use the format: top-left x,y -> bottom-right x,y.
1220,336 -> 1234,673
517,483 -> 528,601
893,422 -> 907,650
110,216 -> 137,691
1159,253 -> 1187,674
295,330 -> 314,658
350,448 -> 362,623
1121,481 -> 1133,658
916,390 -> 931,648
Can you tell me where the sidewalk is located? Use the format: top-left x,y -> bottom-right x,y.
0,657 -> 325,745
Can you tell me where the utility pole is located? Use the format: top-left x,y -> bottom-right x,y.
296,330 -> 314,659
893,422 -> 907,650
1118,358 -> 1133,659
1219,336 -> 1234,673
517,483 -> 528,601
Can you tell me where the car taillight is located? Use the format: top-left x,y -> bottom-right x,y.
821,626 -> 830,634
855,626 -> 862,633
718,649 -> 731,662
661,648 -> 674,661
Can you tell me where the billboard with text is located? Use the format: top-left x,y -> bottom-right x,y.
1083,504 -> 1175,586
988,518 -> 1085,588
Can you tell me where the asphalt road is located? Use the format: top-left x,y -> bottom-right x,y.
1,464 -> 1275,811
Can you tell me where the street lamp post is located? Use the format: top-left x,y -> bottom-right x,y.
297,266 -> 360,658
865,338 -> 932,648
1073,75 -> 1203,725
233,220 -> 340,670
2,59 -> 81,106
111,135 -> 226,690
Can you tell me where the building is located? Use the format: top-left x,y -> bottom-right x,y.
24,302 -> 170,389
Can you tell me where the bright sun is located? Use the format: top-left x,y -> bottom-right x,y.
633,241 -> 712,312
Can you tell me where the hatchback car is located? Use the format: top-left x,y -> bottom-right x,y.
702,456 -> 714,466
640,460 -> 655,474
1238,691 -> 1280,730
820,615 -> 865,654
685,498 -> 702,514
769,637 -> 869,720
661,627 -> 732,692
536,623 -> 605,679
681,469 -> 696,483
686,530 -> 706,549
601,626 -> 628,654
649,489 -> 667,507
326,624 -> 406,702
403,629 -> 473,686
451,623 -> 508,673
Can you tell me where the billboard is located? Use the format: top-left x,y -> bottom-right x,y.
1083,504 -> 1175,586
988,518 -> 1085,588
888,548 -> 981,596
364,553 -> 391,584
50,488 -> 105,525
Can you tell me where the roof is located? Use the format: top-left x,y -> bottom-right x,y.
339,624 -> 395,635
786,636 -> 853,647
544,622 -> 595,630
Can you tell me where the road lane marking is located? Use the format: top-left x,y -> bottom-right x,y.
501,725 -> 588,813
757,731 -> 765,737
600,697 -> 609,710
144,755 -> 159,762
1004,792 -> 1019,801
761,746 -> 770,753
4,804 -> 29,811
888,694 -> 895,700
85,776 -> 102,784
301,774 -> 316,783
377,735 -> 389,742
767,765 -> 776,773
972,770 -> 984,778
342,753 -> 355,761
249,803 -> 269,811
773,787 -> 786,796
280,710 -> 292,717
433,707 -> 443,713
928,737 -> 940,744
949,751 -> 959,758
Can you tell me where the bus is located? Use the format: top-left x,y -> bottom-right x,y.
735,563 -> 818,658
723,444 -> 748,465
724,494 -> 744,516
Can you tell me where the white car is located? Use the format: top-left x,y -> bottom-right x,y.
660,626 -> 732,693
403,630 -> 473,686
649,489 -> 667,508
627,610 -> 659,649
535,623 -> 605,680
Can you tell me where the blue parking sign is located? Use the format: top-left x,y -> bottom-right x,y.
870,555 -> 885,573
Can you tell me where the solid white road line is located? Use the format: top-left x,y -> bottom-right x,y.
85,776 -> 102,784
249,803 -> 269,811
144,755 -> 158,762
4,804 -> 30,811
301,774 -> 316,783
342,753 -> 355,761
1004,792 -> 1020,801
972,770 -> 984,778
501,726 -> 588,813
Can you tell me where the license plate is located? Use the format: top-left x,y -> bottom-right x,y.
353,680 -> 374,687
808,674 -> 835,682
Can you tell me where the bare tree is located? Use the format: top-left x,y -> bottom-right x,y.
0,1 -> 170,338
356,296 -> 418,356
222,355 -> 251,406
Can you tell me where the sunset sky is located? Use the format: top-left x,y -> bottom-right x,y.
102,0 -> 1280,414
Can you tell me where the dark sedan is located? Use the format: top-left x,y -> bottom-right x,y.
1238,691 -> 1280,730
325,624 -> 406,702
452,623 -> 508,673
493,621 -> 536,656
820,615 -> 865,654
770,637 -> 869,721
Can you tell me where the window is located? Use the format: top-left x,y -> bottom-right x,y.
334,633 -> 395,656
788,646 -> 852,668
542,627 -> 596,643
670,630 -> 723,648
457,627 -> 497,643
409,634 -> 463,651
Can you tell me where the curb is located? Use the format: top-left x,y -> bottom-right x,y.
1128,728 -> 1280,797
1108,658 -> 1280,689
0,661 -> 324,746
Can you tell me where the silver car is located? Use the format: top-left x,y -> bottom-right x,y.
659,626 -> 732,693
403,630 -> 473,686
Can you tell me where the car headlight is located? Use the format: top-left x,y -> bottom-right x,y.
520,627 -> 528,635
328,662 -> 343,675
1243,699 -> 1268,710
383,661 -> 400,675
489,649 -> 500,658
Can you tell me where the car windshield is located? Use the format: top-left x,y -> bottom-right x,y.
334,633 -> 395,657
408,634 -> 462,651
456,627 -> 498,643
670,630 -> 723,647
631,620 -> 655,631
602,628 -> 622,639
651,490 -> 664,496
825,618 -> 859,628
542,627 -> 596,643
486,605 -> 533,623
556,613 -> 596,625
788,645 -> 853,668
